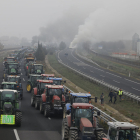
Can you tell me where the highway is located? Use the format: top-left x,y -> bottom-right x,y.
58,48 -> 140,96
0,59 -> 62,140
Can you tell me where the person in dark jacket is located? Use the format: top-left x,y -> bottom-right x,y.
100,93 -> 104,105
108,90 -> 113,103
113,91 -> 117,104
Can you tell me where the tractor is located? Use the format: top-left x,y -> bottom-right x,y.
31,64 -> 44,75
3,63 -> 20,81
62,103 -> 102,140
102,122 -> 139,140
0,90 -> 22,126
41,74 -> 55,80
25,62 -> 35,77
26,74 -> 42,93
31,80 -> 53,109
39,85 -> 65,117
1,82 -> 23,100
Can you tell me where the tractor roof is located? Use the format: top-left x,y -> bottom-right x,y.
26,57 -> 34,59
37,80 -> 53,83
41,74 -> 54,77
0,89 -> 18,93
29,74 -> 41,77
34,64 -> 43,66
70,93 -> 91,97
49,77 -> 62,81
7,75 -> 20,78
8,63 -> 18,65
72,103 -> 93,109
2,82 -> 17,85
107,122 -> 139,129
45,85 -> 63,89
7,57 -> 15,59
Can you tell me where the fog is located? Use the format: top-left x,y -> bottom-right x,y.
0,0 -> 140,48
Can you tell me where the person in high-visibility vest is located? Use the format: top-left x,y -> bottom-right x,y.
118,89 -> 123,101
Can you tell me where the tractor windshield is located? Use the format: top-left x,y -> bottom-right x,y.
118,129 -> 137,140
8,77 -> 18,83
9,64 -> 18,69
3,84 -> 16,89
7,58 -> 14,62
2,91 -> 15,101
34,65 -> 42,70
49,89 -> 62,96
74,97 -> 88,103
53,80 -> 61,85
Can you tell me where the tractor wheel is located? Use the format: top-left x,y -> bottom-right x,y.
68,130 -> 78,140
26,83 -> 32,93
40,102 -> 44,114
35,98 -> 40,110
97,131 -> 106,140
15,111 -> 22,127
31,95 -> 35,107
63,106 -> 67,119
62,119 -> 69,140
44,105 -> 51,117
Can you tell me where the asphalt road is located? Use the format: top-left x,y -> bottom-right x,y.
0,59 -> 62,140
58,48 -> 140,96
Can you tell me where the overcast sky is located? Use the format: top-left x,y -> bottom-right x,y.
0,0 -> 103,39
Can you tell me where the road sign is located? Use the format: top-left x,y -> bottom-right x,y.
0,115 -> 15,125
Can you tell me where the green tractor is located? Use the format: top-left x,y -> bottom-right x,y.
3,63 -> 20,81
31,64 -> 44,75
25,62 -> 34,77
31,80 -> 53,109
62,103 -> 102,140
0,90 -> 22,126
1,82 -> 23,100
26,74 -> 42,93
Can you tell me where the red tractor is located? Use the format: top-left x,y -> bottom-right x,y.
62,103 -> 102,140
31,80 -> 53,109
41,74 -> 54,80
39,85 -> 65,117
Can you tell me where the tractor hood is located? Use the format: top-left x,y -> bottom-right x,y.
52,95 -> 60,103
80,118 -> 93,131
52,95 -> 61,106
36,69 -> 41,74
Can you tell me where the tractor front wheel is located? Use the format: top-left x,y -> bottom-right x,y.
44,105 -> 50,117
31,95 -> 35,107
40,102 -> 44,114
15,111 -> 22,127
62,119 -> 69,140
26,83 -> 32,93
35,98 -> 40,110
68,130 -> 78,140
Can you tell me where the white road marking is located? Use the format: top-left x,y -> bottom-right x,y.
132,87 -> 140,92
14,129 -> 20,140
124,78 -> 140,85
113,80 -> 120,83
90,70 -> 94,73
3,79 -> 4,82
93,67 -> 104,72
23,78 -> 25,81
100,75 -> 105,77
21,73 -> 22,75
106,72 -> 122,78
48,117 -> 51,120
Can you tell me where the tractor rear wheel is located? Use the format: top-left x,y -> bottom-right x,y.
68,130 -> 78,140
62,119 -> 69,140
31,95 -> 35,107
15,111 -> 22,127
35,98 -> 40,110
40,102 -> 44,114
26,82 -> 32,93
44,105 -> 50,117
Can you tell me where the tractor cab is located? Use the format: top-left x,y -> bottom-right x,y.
4,57 -> 16,62
0,90 -> 22,126
31,64 -> 44,74
106,122 -> 139,140
41,74 -> 54,80
7,75 -> 21,85
6,63 -> 19,75
48,77 -> 62,85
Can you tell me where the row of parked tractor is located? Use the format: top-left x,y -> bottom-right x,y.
0,48 -> 139,140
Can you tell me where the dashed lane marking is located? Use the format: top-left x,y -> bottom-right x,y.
100,75 -> 105,77
14,129 -> 20,140
124,78 -> 140,85
106,72 -> 122,78
23,78 -> 25,81
132,87 -> 140,92
113,80 -> 120,83
48,117 -> 51,120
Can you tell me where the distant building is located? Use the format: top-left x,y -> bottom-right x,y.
137,40 -> 140,55
132,33 -> 139,52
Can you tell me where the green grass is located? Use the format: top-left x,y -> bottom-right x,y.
77,49 -> 140,79
48,54 -> 140,123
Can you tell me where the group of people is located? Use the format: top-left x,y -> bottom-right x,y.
100,89 -> 123,105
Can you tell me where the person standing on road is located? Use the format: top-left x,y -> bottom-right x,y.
113,91 -> 117,104
108,90 -> 113,103
100,93 -> 104,105
118,89 -> 123,101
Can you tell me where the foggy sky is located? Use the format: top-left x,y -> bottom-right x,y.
1,0 -> 140,45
